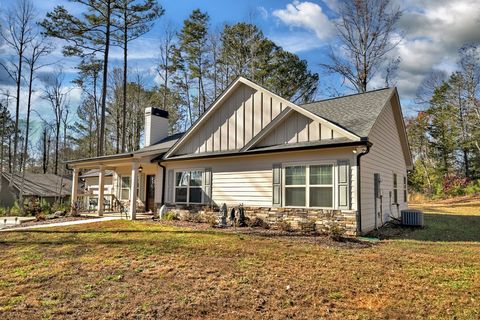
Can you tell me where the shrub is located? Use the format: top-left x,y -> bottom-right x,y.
40,199 -> 52,215
299,220 -> 316,232
35,212 -> 46,221
247,217 -> 270,229
52,201 -> 68,213
464,179 -> 480,196
277,219 -> 293,232
202,212 -> 218,226
163,211 -> 177,221
0,207 -> 8,217
9,201 -> 21,216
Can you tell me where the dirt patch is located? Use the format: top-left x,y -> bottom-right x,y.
2,216 -> 98,230
151,220 -> 373,249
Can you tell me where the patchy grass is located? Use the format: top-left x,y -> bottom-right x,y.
0,217 -> 479,319
410,195 -> 480,215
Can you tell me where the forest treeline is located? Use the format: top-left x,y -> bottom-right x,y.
407,44 -> 480,198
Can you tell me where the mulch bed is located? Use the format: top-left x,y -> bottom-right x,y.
149,220 -> 374,249
2,216 -> 98,230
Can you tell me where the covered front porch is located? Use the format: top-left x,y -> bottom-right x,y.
69,152 -> 163,220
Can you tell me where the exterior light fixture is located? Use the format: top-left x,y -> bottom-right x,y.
139,166 -> 143,173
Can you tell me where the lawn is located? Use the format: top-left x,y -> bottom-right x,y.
0,214 -> 479,319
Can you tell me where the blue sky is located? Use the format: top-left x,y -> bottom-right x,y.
1,0 -> 480,145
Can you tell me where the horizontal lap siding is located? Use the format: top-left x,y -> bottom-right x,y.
360,101 -> 408,233
165,148 -> 356,208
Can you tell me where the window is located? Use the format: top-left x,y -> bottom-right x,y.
175,170 -> 203,204
284,164 -> 334,208
120,176 -> 130,200
393,173 -> 398,204
403,176 -> 407,202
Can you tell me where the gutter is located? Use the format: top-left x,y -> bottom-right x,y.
158,140 -> 367,163
356,143 -> 371,235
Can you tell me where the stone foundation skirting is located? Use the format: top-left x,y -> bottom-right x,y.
164,204 -> 357,236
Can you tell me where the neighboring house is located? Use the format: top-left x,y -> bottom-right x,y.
67,77 -> 412,235
0,173 -> 72,208
80,169 -> 114,195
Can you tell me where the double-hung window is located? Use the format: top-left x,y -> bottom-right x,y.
284,163 -> 334,208
175,170 -> 203,204
120,176 -> 130,200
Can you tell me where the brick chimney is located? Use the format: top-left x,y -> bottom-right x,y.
144,107 -> 169,147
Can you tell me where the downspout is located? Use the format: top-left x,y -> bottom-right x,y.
158,162 -> 166,205
356,143 -> 371,236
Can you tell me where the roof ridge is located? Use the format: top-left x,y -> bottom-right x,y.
301,87 -> 393,106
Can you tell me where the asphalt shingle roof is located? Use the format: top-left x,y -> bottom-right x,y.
299,88 -> 394,138
2,173 -> 72,197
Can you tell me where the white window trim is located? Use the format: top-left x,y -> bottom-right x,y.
120,175 -> 130,200
393,173 -> 398,205
282,161 -> 337,210
174,168 -> 205,205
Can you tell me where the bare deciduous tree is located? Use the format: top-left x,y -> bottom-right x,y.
42,69 -> 70,175
320,0 -> 402,92
0,0 -> 36,180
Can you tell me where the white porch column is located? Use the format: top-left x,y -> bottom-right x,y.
98,165 -> 105,217
71,167 -> 79,207
129,161 -> 139,220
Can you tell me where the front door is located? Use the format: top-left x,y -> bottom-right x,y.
145,175 -> 155,212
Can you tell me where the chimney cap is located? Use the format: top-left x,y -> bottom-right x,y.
146,107 -> 169,119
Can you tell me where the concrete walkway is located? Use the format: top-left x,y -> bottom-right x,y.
0,216 -> 121,232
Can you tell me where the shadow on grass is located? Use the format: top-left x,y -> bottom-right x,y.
389,213 -> 480,242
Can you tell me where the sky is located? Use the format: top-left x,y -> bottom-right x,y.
1,0 -> 480,143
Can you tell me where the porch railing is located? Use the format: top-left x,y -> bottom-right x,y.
76,194 -> 128,218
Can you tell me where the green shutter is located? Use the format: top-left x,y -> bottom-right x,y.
203,168 -> 212,205
166,169 -> 174,204
338,160 -> 350,210
272,164 -> 282,207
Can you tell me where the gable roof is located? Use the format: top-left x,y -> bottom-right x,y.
300,88 -> 394,138
2,173 -> 72,197
164,76 -> 360,158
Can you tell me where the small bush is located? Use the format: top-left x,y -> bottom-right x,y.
202,212 -> 218,226
247,217 -> 270,229
35,212 -> 46,221
163,211 -> 177,221
0,207 -> 8,217
10,201 -> 21,216
465,179 -> 480,196
299,220 -> 316,232
277,219 -> 293,232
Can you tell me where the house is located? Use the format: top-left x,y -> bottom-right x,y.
80,169 -> 114,195
0,172 -> 72,207
67,77 -> 412,235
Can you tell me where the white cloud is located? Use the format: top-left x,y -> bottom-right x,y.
271,31 -> 324,53
257,6 -> 269,20
272,1 -> 334,41
390,0 -> 480,99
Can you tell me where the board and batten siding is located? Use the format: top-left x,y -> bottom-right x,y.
176,83 -> 285,155
257,112 -> 344,147
360,100 -> 408,233
164,148 -> 357,208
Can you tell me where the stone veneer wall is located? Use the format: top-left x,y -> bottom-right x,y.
165,205 -> 358,236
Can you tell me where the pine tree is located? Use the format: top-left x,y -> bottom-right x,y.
178,9 -> 210,115
112,0 -> 163,153
41,0 -> 117,156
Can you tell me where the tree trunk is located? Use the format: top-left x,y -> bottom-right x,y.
99,0 -> 111,156
121,14 -> 128,153
55,122 -> 60,175
42,128 -> 48,174
19,62 -> 35,214
10,41 -> 24,189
